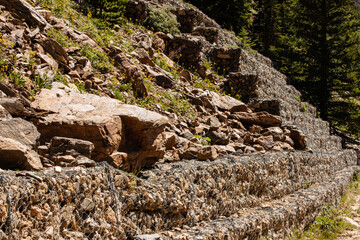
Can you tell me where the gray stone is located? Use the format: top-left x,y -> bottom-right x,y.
0,118 -> 40,148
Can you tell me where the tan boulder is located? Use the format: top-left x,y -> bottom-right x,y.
209,92 -> 249,112
0,136 -> 43,170
31,83 -> 168,170
233,111 -> 281,127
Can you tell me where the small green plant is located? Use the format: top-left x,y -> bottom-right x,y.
194,135 -> 211,145
74,81 -> 87,93
33,74 -> 52,90
153,53 -> 180,80
47,29 -> 77,48
296,95 -> 301,102
303,181 -> 311,189
54,72 -> 69,86
158,90 -> 196,119
0,59 -> 11,75
193,77 -> 220,92
79,44 -> 113,72
353,171 -> 359,181
145,7 -> 180,35
28,51 -> 37,67
204,59 -> 212,70
9,72 -> 25,87
300,103 -> 308,112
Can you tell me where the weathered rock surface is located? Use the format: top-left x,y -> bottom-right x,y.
0,151 -> 356,239
0,0 -> 358,239
0,0 -> 49,28
209,91 -> 249,113
233,111 -> 282,127
31,83 -> 168,170
0,136 -> 42,170
0,118 -> 40,148
49,136 -> 94,158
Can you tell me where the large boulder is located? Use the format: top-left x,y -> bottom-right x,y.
31,83 -> 168,170
35,114 -> 122,162
208,92 -> 249,113
233,111 -> 281,128
0,136 -> 43,170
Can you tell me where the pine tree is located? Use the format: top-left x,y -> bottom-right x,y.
84,0 -> 126,24
293,0 -> 360,134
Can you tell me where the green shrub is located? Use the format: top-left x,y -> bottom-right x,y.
300,103 -> 308,112
47,29 -> 77,48
79,44 -> 113,72
0,59 -> 12,75
145,7 -> 180,35
353,171 -> 359,181
9,72 -> 25,87
158,90 -> 196,119
83,0 -> 127,24
33,74 -> 52,90
193,77 -> 219,92
194,135 -> 211,145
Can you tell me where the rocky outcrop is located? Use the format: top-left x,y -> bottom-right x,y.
31,83 -> 168,170
0,0 -> 49,28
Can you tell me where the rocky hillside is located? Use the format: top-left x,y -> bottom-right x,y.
0,0 -> 358,239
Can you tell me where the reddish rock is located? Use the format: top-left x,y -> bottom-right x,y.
31,83 -> 168,170
39,37 -> 70,65
0,136 -> 43,170
153,38 -> 165,52
198,146 -> 218,160
0,0 -> 49,28
233,111 -> 281,127
49,137 -> 95,159
257,135 -> 275,150
208,92 -> 249,113
290,129 -> 307,150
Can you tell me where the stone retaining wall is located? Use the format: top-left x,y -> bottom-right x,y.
0,150 -> 356,239
155,167 -> 356,239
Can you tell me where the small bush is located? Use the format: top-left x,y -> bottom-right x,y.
33,74 -> 52,90
79,44 -> 113,72
145,7 -> 180,35
353,171 -> 359,181
9,72 -> 25,87
300,103 -> 308,112
194,135 -> 211,145
193,77 -> 219,92
47,29 -> 77,48
0,59 -> 12,75
158,90 -> 196,119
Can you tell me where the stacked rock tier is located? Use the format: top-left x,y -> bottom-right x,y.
226,49 -> 343,152
0,151 -> 356,239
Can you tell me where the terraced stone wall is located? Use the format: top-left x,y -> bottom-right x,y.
0,150 -> 356,239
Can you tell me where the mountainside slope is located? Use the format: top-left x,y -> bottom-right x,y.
0,0 -> 358,239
